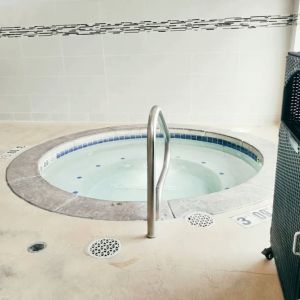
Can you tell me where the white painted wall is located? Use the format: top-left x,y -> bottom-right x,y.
0,0 -> 296,126
292,0 -> 300,50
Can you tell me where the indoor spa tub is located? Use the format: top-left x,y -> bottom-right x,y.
7,126 -> 274,221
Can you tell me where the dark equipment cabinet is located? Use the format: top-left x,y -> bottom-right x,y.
263,52 -> 300,300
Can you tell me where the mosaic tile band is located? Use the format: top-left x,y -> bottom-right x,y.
53,132 -> 260,162
0,14 -> 297,38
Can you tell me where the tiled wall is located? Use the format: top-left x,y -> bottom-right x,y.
292,1 -> 300,50
0,0 -> 296,126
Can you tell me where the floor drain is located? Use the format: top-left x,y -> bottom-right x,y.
185,212 -> 214,228
87,238 -> 121,259
27,242 -> 47,253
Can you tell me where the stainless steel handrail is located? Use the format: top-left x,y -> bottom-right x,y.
147,105 -> 171,238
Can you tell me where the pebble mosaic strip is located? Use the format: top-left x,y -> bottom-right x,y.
0,14 -> 297,38
54,132 -> 259,162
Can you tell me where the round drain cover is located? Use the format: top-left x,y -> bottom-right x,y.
185,212 -> 214,228
87,238 -> 121,259
27,242 -> 47,253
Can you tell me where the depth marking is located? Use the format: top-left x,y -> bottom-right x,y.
231,205 -> 273,228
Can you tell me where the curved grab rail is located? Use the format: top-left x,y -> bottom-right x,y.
147,106 -> 171,238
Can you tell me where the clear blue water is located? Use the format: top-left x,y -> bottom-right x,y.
42,139 -> 261,201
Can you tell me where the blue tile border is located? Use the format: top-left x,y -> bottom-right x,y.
55,132 -> 259,162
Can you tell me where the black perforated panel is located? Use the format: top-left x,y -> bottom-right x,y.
271,52 -> 300,300
284,72 -> 300,121
271,123 -> 300,300
282,53 -> 300,139
285,53 -> 300,84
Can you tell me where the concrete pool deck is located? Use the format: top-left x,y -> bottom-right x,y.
0,122 -> 282,300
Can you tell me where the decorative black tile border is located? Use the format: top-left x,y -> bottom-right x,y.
0,14 -> 297,38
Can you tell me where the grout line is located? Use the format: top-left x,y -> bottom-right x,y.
58,35 -> 71,121
215,269 -> 277,277
100,35 -> 110,123
54,194 -> 78,211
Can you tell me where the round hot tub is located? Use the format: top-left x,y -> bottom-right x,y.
40,131 -> 261,202
7,126 -> 271,221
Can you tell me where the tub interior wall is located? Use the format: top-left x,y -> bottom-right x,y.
0,0 -> 296,126
39,128 -> 263,202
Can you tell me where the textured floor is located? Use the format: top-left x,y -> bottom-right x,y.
0,122 -> 282,300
